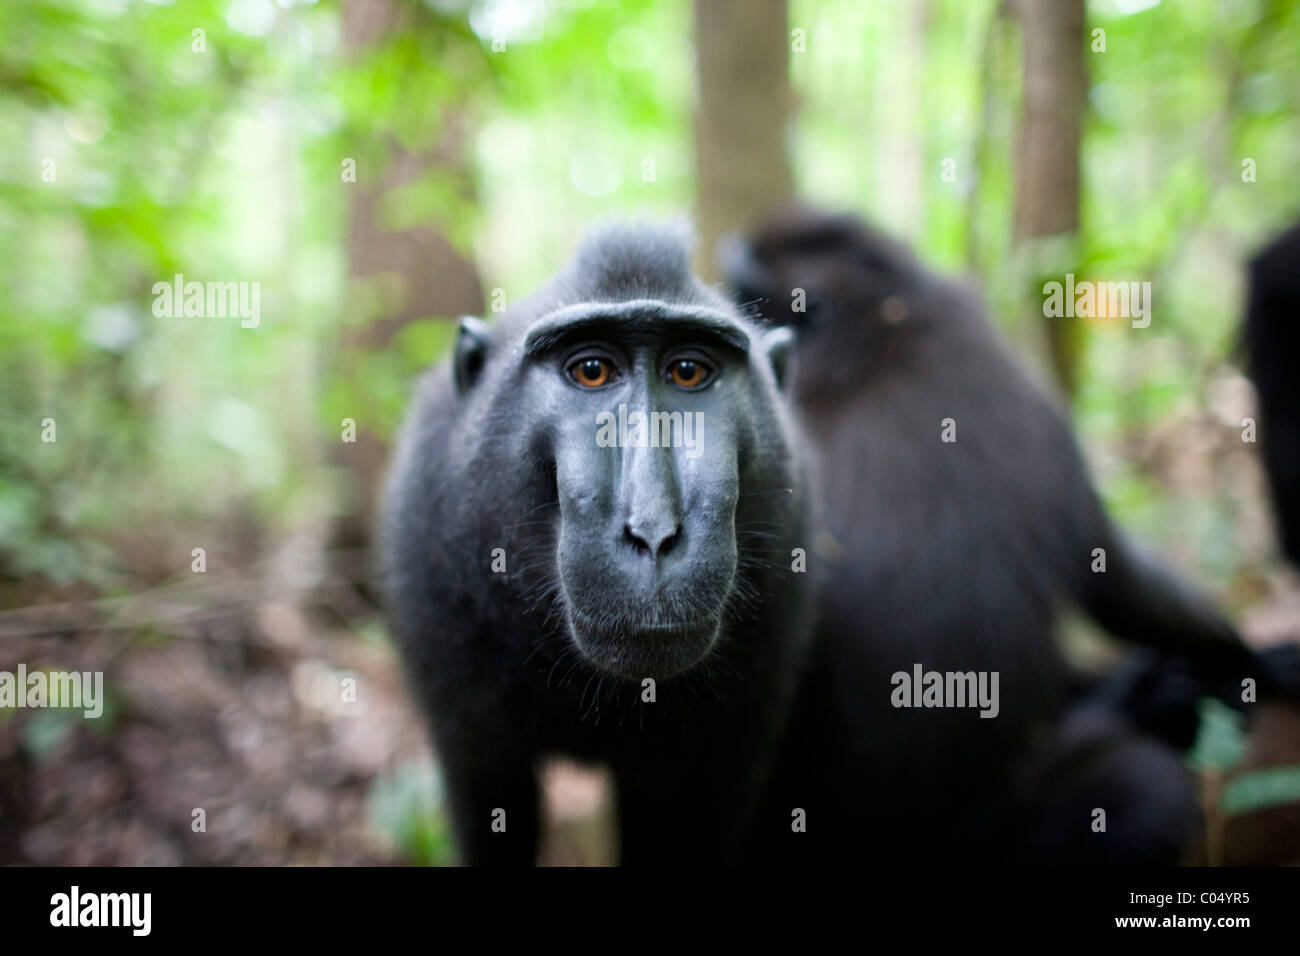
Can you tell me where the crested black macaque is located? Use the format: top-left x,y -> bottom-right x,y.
723,206 -> 1295,864
1244,220 -> 1300,567
381,223 -> 811,865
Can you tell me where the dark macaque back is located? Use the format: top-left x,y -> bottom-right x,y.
1244,220 -> 1300,567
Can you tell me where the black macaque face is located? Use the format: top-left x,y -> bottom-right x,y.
511,302 -> 791,679
719,206 -> 917,336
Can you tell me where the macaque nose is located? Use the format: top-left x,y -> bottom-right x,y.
620,439 -> 685,561
624,518 -> 682,558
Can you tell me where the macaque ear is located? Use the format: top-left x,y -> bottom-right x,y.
761,325 -> 795,391
454,316 -> 491,394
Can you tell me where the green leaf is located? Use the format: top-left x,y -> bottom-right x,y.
1222,767 -> 1300,816
1186,698 -> 1249,771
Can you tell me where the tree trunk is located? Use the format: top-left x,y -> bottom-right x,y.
335,0 -> 485,557
1013,0 -> 1087,397
693,0 -> 795,279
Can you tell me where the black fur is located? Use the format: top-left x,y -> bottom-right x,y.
725,206 -> 1269,864
1244,220 -> 1300,567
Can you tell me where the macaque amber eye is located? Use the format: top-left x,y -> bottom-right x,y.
668,359 -> 711,389
570,357 -> 615,388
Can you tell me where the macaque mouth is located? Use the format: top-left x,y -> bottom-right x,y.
566,606 -> 723,678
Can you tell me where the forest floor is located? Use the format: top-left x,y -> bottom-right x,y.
0,545 -> 612,866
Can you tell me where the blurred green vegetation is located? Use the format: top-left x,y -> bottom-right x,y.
367,757 -> 453,865
1,0 -> 1298,611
